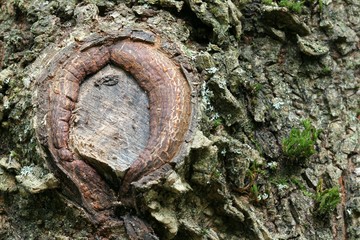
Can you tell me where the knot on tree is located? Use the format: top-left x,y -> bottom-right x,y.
35,29 -> 197,233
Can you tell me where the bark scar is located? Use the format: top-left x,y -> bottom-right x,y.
41,30 -> 195,220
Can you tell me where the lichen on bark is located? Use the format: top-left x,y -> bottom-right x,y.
0,0 -> 359,239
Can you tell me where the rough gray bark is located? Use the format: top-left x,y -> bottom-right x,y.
0,0 -> 359,239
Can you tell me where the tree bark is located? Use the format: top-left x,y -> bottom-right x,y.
0,0 -> 359,239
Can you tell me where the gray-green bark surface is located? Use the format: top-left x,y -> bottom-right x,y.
0,0 -> 359,239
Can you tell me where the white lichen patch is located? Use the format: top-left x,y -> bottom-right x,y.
16,165 -> 59,193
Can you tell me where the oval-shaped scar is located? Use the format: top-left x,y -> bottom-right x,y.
48,36 -> 192,193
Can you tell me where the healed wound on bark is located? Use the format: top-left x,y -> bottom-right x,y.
44,31 -> 193,220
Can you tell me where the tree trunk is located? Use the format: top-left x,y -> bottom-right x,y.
0,0 -> 359,239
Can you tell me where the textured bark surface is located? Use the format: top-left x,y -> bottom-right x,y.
0,0 -> 359,239
33,29 -> 196,233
